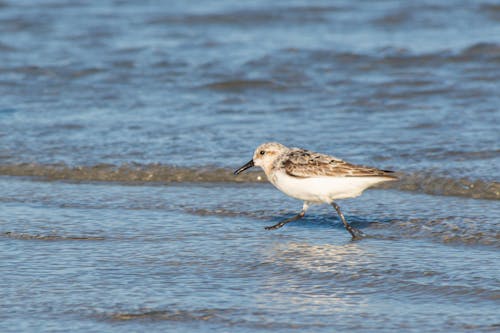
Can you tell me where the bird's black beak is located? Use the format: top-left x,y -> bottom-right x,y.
234,160 -> 254,175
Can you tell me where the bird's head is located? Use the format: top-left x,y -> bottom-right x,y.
234,142 -> 288,175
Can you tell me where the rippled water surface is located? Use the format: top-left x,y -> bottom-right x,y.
1,0 -> 499,332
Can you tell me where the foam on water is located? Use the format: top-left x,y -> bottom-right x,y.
0,163 -> 498,200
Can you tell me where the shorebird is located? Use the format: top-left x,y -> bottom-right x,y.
234,142 -> 397,239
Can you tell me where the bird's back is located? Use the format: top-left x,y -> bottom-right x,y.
276,148 -> 397,179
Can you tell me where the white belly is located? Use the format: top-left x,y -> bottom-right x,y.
270,171 -> 392,203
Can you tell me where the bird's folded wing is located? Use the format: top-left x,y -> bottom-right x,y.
283,150 -> 396,178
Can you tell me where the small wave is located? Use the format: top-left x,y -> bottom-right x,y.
108,308 -> 230,322
148,6 -> 342,27
186,208 -> 499,247
184,207 -> 284,221
0,41 -> 15,52
3,231 -> 105,241
381,172 -> 500,200
0,163 -> 498,200
480,4 -> 500,22
202,79 -> 285,91
0,163 -> 265,183
3,65 -> 105,80
69,67 -> 105,79
302,42 -> 500,68
454,42 -> 500,62
370,216 -> 499,248
103,307 -> 321,329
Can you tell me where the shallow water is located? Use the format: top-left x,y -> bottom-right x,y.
0,0 -> 499,332
1,178 -> 499,332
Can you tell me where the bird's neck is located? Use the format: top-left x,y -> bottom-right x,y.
261,158 -> 281,182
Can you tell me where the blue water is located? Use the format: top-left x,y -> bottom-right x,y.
0,0 -> 499,332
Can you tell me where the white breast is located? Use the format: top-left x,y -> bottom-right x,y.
270,171 -> 392,203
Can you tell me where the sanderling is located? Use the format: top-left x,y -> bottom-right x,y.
234,142 -> 397,239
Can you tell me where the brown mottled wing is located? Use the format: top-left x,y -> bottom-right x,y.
283,149 -> 396,178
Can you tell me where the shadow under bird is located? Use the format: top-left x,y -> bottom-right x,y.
234,142 -> 397,239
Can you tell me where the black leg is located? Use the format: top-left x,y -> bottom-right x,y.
331,202 -> 364,239
265,211 -> 305,230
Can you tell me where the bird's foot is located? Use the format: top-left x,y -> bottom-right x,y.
347,226 -> 365,240
264,222 -> 285,230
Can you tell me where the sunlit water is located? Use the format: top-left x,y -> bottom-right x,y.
0,0 -> 499,332
1,178 -> 499,332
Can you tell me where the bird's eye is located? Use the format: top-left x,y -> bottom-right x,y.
260,150 -> 265,155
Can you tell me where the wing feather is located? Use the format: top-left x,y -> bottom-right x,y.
282,149 -> 396,179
